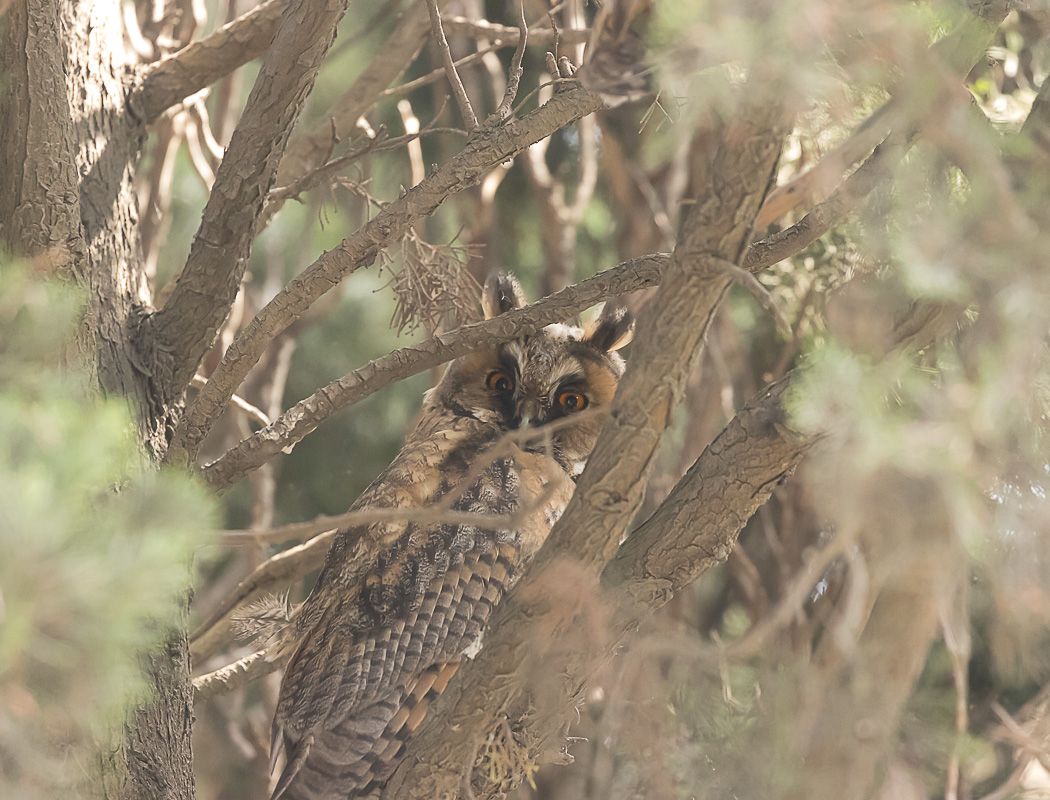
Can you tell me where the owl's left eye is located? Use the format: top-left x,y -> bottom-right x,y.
556,391 -> 588,412
486,370 -> 515,393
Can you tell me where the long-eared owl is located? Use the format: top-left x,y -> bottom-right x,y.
268,273 -> 634,800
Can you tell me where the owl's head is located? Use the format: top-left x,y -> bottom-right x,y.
432,273 -> 634,469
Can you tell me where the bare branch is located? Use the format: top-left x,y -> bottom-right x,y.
201,254 -> 667,489
276,2 -> 437,185
603,378 -> 813,610
152,0 -> 350,403
425,0 -> 478,130
745,140 -> 902,271
442,15 -> 588,47
193,649 -> 284,702
132,0 -> 290,124
494,0 -> 528,122
167,81 -> 605,467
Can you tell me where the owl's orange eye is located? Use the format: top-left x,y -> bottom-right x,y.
557,391 -> 588,412
486,370 -> 515,393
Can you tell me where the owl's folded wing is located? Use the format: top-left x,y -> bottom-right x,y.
270,527 -> 519,800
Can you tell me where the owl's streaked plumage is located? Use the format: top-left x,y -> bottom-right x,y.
268,274 -> 634,800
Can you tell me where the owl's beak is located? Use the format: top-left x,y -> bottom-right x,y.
515,398 -> 543,430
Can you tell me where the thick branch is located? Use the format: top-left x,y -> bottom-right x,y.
201,254 -> 666,489
602,378 -> 813,615
386,71 -> 791,798
168,81 -> 604,465
153,0 -> 349,400
541,81 -> 790,575
133,0 -> 290,124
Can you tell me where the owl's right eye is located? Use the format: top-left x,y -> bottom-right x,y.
486,370 -> 515,393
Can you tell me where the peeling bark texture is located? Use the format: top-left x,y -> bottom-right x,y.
0,0 -> 84,267
169,81 -> 605,465
153,0 -> 351,401
134,0 -> 292,124
387,374 -> 812,799
202,254 -> 668,489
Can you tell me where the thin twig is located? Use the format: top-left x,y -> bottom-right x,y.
441,15 -> 588,47
167,81 -> 604,468
716,259 -> 791,336
425,0 -> 477,130
494,0 -> 528,122
377,43 -> 504,102
199,254 -> 666,489
191,375 -> 271,427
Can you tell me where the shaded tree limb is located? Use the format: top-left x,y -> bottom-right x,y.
201,253 -> 666,489
167,80 -> 605,466
152,0 -> 350,403
133,0 -> 291,124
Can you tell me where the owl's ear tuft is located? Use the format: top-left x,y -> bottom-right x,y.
584,304 -> 635,352
482,272 -> 528,319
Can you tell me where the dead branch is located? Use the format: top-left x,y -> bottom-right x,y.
133,0 -> 290,124
152,0 -> 350,403
201,253 -> 666,489
493,0 -> 528,123
426,0 -> 478,129
276,2 -> 437,186
168,80 -> 605,467
193,649 -> 284,702
442,15 -> 588,47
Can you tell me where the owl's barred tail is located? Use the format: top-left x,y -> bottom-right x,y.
271,661 -> 460,800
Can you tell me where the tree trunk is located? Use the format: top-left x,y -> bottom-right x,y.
1,1 -> 192,796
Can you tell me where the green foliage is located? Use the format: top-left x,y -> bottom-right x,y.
0,266 -> 216,798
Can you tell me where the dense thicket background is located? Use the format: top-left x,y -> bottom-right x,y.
3,0 -> 1050,799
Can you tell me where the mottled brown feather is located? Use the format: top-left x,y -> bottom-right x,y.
269,276 -> 631,800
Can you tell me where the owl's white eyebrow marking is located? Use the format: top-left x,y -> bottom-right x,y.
503,341 -> 526,371
547,357 -> 584,388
